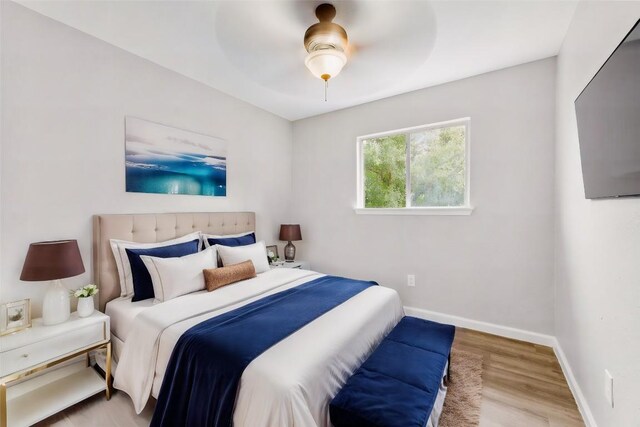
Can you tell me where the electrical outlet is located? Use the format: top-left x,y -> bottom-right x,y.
407,274 -> 415,287
604,369 -> 614,408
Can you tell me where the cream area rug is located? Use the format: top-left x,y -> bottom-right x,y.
439,349 -> 484,427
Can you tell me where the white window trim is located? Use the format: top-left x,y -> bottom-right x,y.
355,118 -> 473,216
354,207 -> 474,216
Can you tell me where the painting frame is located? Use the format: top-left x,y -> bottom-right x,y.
266,245 -> 279,264
0,299 -> 32,336
125,116 -> 227,197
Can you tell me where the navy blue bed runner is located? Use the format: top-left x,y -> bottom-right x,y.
150,275 -> 377,427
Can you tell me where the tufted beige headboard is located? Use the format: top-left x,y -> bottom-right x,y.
93,212 -> 256,311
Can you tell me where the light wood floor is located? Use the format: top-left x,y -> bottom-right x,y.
35,328 -> 584,426
455,328 -> 584,426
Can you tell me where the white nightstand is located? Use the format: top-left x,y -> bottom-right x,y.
0,311 -> 111,427
270,260 -> 311,270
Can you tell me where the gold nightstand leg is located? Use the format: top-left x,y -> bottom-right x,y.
1,382 -> 7,427
105,341 -> 112,400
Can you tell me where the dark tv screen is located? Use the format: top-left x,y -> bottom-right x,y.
575,19 -> 640,199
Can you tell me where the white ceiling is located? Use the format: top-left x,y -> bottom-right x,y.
17,0 -> 578,121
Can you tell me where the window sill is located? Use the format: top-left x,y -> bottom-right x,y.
354,207 -> 474,216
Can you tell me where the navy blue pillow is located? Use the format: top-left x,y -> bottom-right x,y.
126,239 -> 200,302
206,232 -> 256,248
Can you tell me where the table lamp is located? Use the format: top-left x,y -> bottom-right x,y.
20,240 -> 85,325
279,224 -> 302,262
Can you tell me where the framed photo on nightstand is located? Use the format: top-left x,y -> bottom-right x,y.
0,298 -> 32,335
266,245 -> 279,264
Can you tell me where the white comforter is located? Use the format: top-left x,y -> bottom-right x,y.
114,268 -> 404,426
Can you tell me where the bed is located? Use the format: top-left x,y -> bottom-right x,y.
93,212 -> 447,426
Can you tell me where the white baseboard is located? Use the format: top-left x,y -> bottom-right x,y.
403,306 -> 556,346
403,305 -> 597,427
552,339 -> 598,427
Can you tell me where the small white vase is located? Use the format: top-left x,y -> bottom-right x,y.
77,297 -> 94,318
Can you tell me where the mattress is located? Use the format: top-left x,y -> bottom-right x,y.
104,295 -> 156,342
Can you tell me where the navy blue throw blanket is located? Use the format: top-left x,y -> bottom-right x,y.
151,275 -> 377,427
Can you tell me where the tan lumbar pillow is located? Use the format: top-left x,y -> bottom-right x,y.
203,260 -> 257,292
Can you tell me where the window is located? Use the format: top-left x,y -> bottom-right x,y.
356,118 -> 472,215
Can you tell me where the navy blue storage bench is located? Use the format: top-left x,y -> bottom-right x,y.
330,317 -> 455,427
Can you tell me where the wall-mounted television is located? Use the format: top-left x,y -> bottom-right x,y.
575,19 -> 640,199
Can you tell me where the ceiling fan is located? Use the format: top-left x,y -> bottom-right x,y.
212,0 -> 436,108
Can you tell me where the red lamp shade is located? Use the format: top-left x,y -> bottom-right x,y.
279,224 -> 302,242
20,240 -> 85,282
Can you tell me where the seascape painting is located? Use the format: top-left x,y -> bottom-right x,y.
125,117 -> 227,196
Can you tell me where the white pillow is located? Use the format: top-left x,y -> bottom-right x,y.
141,246 -> 217,303
216,241 -> 270,274
109,231 -> 201,297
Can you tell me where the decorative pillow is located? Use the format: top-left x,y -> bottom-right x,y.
203,260 -> 256,292
110,231 -> 201,297
141,246 -> 217,303
203,231 -> 256,248
216,241 -> 270,274
126,239 -> 200,302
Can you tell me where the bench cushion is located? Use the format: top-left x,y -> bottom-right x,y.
385,316 -> 455,358
330,317 -> 455,427
330,370 -> 436,427
363,341 -> 447,392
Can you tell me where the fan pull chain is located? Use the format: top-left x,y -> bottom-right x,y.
324,79 -> 328,102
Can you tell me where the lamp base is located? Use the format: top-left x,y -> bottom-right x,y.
284,241 -> 296,262
42,279 -> 70,326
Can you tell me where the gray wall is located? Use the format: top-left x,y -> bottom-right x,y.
292,58 -> 557,334
0,2 -> 293,313
555,2 -> 640,425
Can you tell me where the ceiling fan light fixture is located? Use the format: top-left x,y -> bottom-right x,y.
304,49 -> 347,81
303,3 -> 349,100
